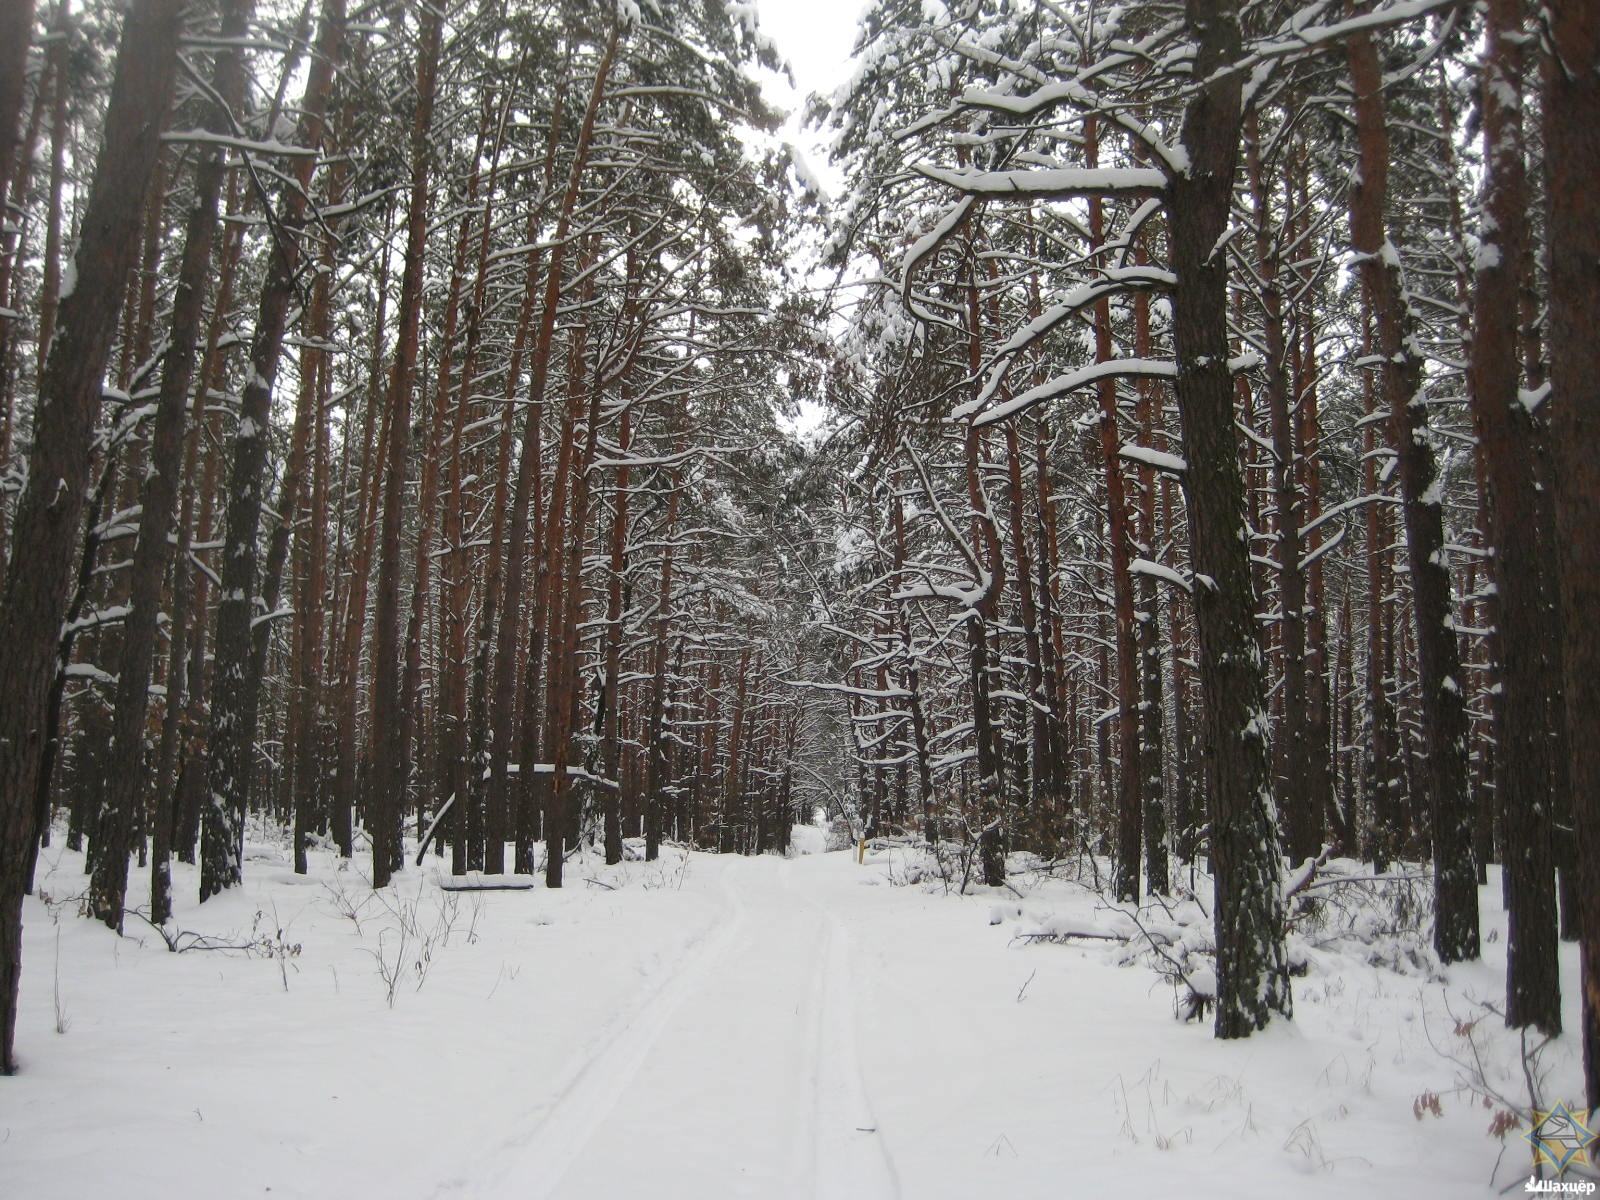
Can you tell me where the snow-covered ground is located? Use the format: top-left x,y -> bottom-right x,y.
4,829 -> 1587,1198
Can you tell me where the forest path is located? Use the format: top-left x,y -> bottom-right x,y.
490,853 -> 901,1200
14,840 -> 1557,1200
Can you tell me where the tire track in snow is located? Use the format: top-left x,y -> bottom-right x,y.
447,863 -> 749,1200
811,913 -> 901,1199
785,864 -> 830,1199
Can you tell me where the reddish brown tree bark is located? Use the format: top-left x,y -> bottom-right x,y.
1347,26 -> 1483,968
0,0 -> 35,215
369,0 -> 441,887
89,0 -> 254,928
599,408 -> 634,864
1249,120 -> 1316,867
201,0 -> 344,901
1543,0 -> 1600,1107
1471,0 -> 1553,999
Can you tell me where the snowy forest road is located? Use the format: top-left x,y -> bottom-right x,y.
14,840 -> 1565,1200
463,856 -> 902,1200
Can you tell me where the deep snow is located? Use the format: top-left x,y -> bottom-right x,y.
2,829 -> 1589,1198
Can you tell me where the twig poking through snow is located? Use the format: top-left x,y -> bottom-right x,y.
1016,968 -> 1037,1003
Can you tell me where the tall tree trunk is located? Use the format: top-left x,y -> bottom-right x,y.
0,64 -> 50,586
1471,0 -> 1555,1003
724,648 -> 752,852
962,267 -> 1006,888
369,0 -> 441,888
1163,472 -> 1196,865
173,180 -> 246,870
1290,154 -> 1336,855
89,0 -> 254,931
641,430 -> 683,863
1082,140 -> 1143,901
542,278 -> 604,888
1357,315 -> 1401,871
439,106 -> 504,874
1131,251 -> 1168,892
465,222 -> 538,875
461,96 -> 569,871
0,0 -> 35,214
35,4 -> 67,381
488,31 -> 616,878
1346,27 -> 1483,970
1543,0 -> 1600,1107
1169,0 -> 1290,1038
330,207 -> 391,861
599,408 -> 634,865
406,108 -> 492,872
1249,120 -> 1315,867
1032,419 -> 1071,831
0,0 -> 183,1075
291,256 -> 332,875
435,98 -> 502,876
891,473 -> 936,844
201,0 -> 343,901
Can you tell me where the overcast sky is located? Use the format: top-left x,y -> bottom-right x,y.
754,0 -> 865,97
752,0 -> 870,436
753,0 -> 869,195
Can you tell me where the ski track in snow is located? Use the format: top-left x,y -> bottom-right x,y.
13,844 -> 1591,1199
440,856 -> 900,1199
432,864 -> 750,1199
811,914 -> 901,1199
788,862 -> 900,1200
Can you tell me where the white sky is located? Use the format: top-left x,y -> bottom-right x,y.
753,0 -> 870,196
753,0 -> 865,102
751,0 -> 871,439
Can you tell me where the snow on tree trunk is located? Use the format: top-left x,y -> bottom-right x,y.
1346,24 -> 1485,974
201,0 -> 344,903
0,0 -> 184,1074
1168,0 -> 1291,1039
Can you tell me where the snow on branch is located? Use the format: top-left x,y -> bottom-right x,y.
1117,443 -> 1187,475
524,763 -> 620,791
781,678 -> 912,701
250,606 -> 294,631
914,164 -> 1167,201
950,31 -> 1190,176
968,358 -> 1175,426
974,267 -> 1174,407
890,578 -> 989,607
63,604 -> 131,636
1298,491 -> 1402,539
1241,0 -> 1464,72
161,130 -> 320,157
898,195 -> 977,329
1128,557 -> 1193,595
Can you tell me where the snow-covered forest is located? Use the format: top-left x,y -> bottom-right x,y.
0,0 -> 1596,1194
